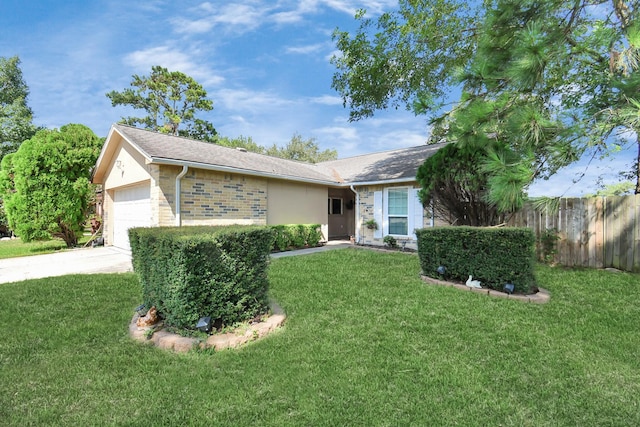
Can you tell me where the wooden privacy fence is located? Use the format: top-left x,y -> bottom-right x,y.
508,195 -> 640,273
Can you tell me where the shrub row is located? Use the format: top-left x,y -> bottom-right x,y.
416,226 -> 537,293
129,225 -> 276,330
271,224 -> 323,252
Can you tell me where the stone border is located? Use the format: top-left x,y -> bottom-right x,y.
421,275 -> 550,304
129,302 -> 286,353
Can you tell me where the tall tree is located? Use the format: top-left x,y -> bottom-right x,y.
106,66 -> 217,140
446,0 -> 640,205
333,1 -> 640,206
266,133 -> 338,163
416,142 -> 509,225
0,56 -> 38,162
0,124 -> 102,247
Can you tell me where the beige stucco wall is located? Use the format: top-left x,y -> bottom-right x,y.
103,140 -> 153,190
267,181 -> 328,238
100,139 -> 158,246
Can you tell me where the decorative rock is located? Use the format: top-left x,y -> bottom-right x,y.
136,306 -> 159,328
129,301 -> 286,353
421,275 -> 550,304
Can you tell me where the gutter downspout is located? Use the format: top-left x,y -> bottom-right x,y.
349,185 -> 359,244
175,165 -> 189,226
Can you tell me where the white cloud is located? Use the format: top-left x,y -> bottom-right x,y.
286,43 -> 327,55
171,3 -> 269,35
309,95 -> 343,105
214,88 -> 295,113
169,0 -> 398,39
123,46 -> 225,86
272,11 -> 306,24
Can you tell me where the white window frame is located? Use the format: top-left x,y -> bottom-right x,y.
328,197 -> 343,215
386,187 -> 410,236
373,187 -> 425,239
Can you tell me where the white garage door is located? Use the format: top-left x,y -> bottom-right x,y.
113,184 -> 151,250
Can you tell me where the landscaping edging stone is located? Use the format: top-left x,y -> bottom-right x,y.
420,275 -> 550,303
129,301 -> 286,353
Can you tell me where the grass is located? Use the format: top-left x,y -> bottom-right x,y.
0,236 -> 91,259
1,249 -> 639,425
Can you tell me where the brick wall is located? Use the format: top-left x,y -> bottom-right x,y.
357,184 -> 380,246
171,168 -> 268,226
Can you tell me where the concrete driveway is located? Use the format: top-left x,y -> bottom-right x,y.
0,241 -> 353,285
0,246 -> 133,284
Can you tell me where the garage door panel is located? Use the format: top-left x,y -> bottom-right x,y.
113,184 -> 151,250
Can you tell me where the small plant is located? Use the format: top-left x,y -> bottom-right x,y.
144,328 -> 155,340
364,219 -> 378,230
383,235 -> 398,248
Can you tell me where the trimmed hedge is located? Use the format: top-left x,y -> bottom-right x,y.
129,225 -> 276,330
271,224 -> 323,252
416,226 -> 537,294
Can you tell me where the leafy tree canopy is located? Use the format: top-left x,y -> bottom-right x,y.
215,133 -> 337,163
0,124 -> 102,247
333,0 -> 640,210
417,142 -> 509,226
447,0 -> 640,206
331,1 -> 485,122
0,56 -> 38,162
265,133 -> 337,163
106,66 -> 217,141
215,135 -> 267,153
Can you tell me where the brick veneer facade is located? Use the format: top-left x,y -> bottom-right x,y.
173,168 -> 268,226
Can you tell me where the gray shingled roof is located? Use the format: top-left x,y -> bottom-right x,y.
114,124 -> 337,184
317,143 -> 446,183
113,124 -> 444,186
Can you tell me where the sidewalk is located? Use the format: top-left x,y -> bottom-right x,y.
270,240 -> 352,258
0,241 -> 353,284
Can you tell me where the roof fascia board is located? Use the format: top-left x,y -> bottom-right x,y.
92,125 -> 154,183
151,158 -> 341,186
348,177 -> 417,187
114,127 -> 154,163
93,125 -> 117,173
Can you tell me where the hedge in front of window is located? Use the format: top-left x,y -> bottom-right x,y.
416,226 -> 537,294
129,225 -> 276,330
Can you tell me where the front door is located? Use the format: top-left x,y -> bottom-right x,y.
327,189 -> 355,239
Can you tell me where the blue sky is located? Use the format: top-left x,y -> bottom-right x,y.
1,0 -> 636,196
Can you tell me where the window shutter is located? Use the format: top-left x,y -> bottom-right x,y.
374,191 -> 383,239
411,188 -> 424,239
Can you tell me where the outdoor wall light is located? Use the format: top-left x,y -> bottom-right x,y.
503,283 -> 515,294
436,265 -> 446,276
135,304 -> 146,316
196,316 -> 212,333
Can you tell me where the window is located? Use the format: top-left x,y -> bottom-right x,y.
373,187 -> 426,239
387,188 -> 408,235
328,197 -> 343,215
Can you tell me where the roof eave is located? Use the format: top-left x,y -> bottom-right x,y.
150,158 -> 341,186
347,177 -> 417,186
92,124 -> 154,183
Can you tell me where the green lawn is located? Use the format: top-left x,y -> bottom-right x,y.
0,236 -> 91,259
1,249 -> 639,425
